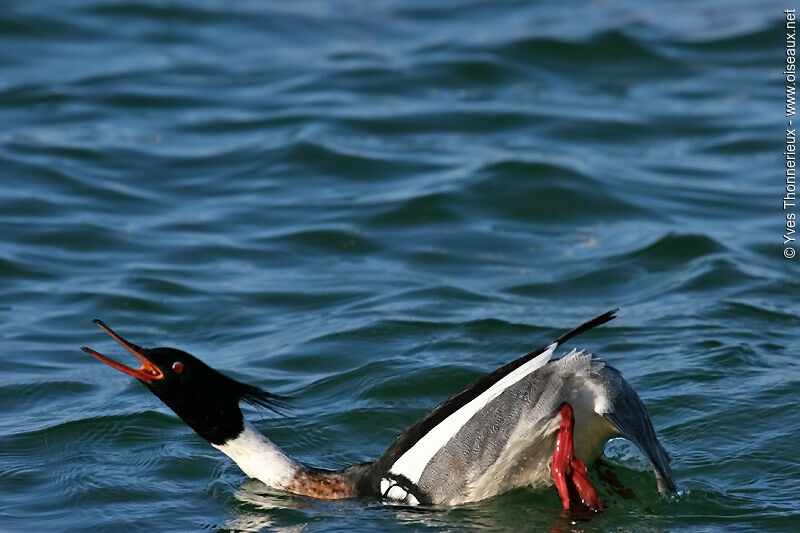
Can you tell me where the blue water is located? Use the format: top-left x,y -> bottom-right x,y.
0,1 -> 796,531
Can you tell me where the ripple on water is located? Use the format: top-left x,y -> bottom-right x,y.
368,191 -> 461,227
632,232 -> 725,258
466,159 -> 651,223
494,30 -> 688,78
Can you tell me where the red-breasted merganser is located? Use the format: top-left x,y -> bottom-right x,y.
82,309 -> 675,512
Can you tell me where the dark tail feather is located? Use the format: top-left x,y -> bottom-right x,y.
518,308 -> 619,361
554,307 -> 619,347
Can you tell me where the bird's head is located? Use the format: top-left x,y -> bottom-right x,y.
83,319 -> 283,445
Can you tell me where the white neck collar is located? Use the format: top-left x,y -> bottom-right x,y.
212,420 -> 299,489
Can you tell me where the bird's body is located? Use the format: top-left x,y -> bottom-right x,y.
375,350 -> 623,506
83,309 -> 675,511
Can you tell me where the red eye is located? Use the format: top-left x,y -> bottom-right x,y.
172,362 -> 183,374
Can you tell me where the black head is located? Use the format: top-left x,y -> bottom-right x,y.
82,319 -> 284,445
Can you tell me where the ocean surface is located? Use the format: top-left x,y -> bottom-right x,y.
0,1 -> 795,531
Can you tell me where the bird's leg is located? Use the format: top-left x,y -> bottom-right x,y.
552,404 -> 574,510
552,403 -> 603,513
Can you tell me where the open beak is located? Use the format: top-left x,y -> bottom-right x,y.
82,319 -> 164,382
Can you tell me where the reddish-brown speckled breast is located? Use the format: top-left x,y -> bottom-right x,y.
285,469 -> 356,499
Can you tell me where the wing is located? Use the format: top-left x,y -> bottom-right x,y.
369,309 -> 618,499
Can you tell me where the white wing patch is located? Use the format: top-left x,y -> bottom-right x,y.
380,477 -> 420,505
389,343 -> 557,484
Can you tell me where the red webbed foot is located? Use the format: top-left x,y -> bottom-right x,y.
552,403 -> 604,513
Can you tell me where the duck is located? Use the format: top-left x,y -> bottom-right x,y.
82,308 -> 675,512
